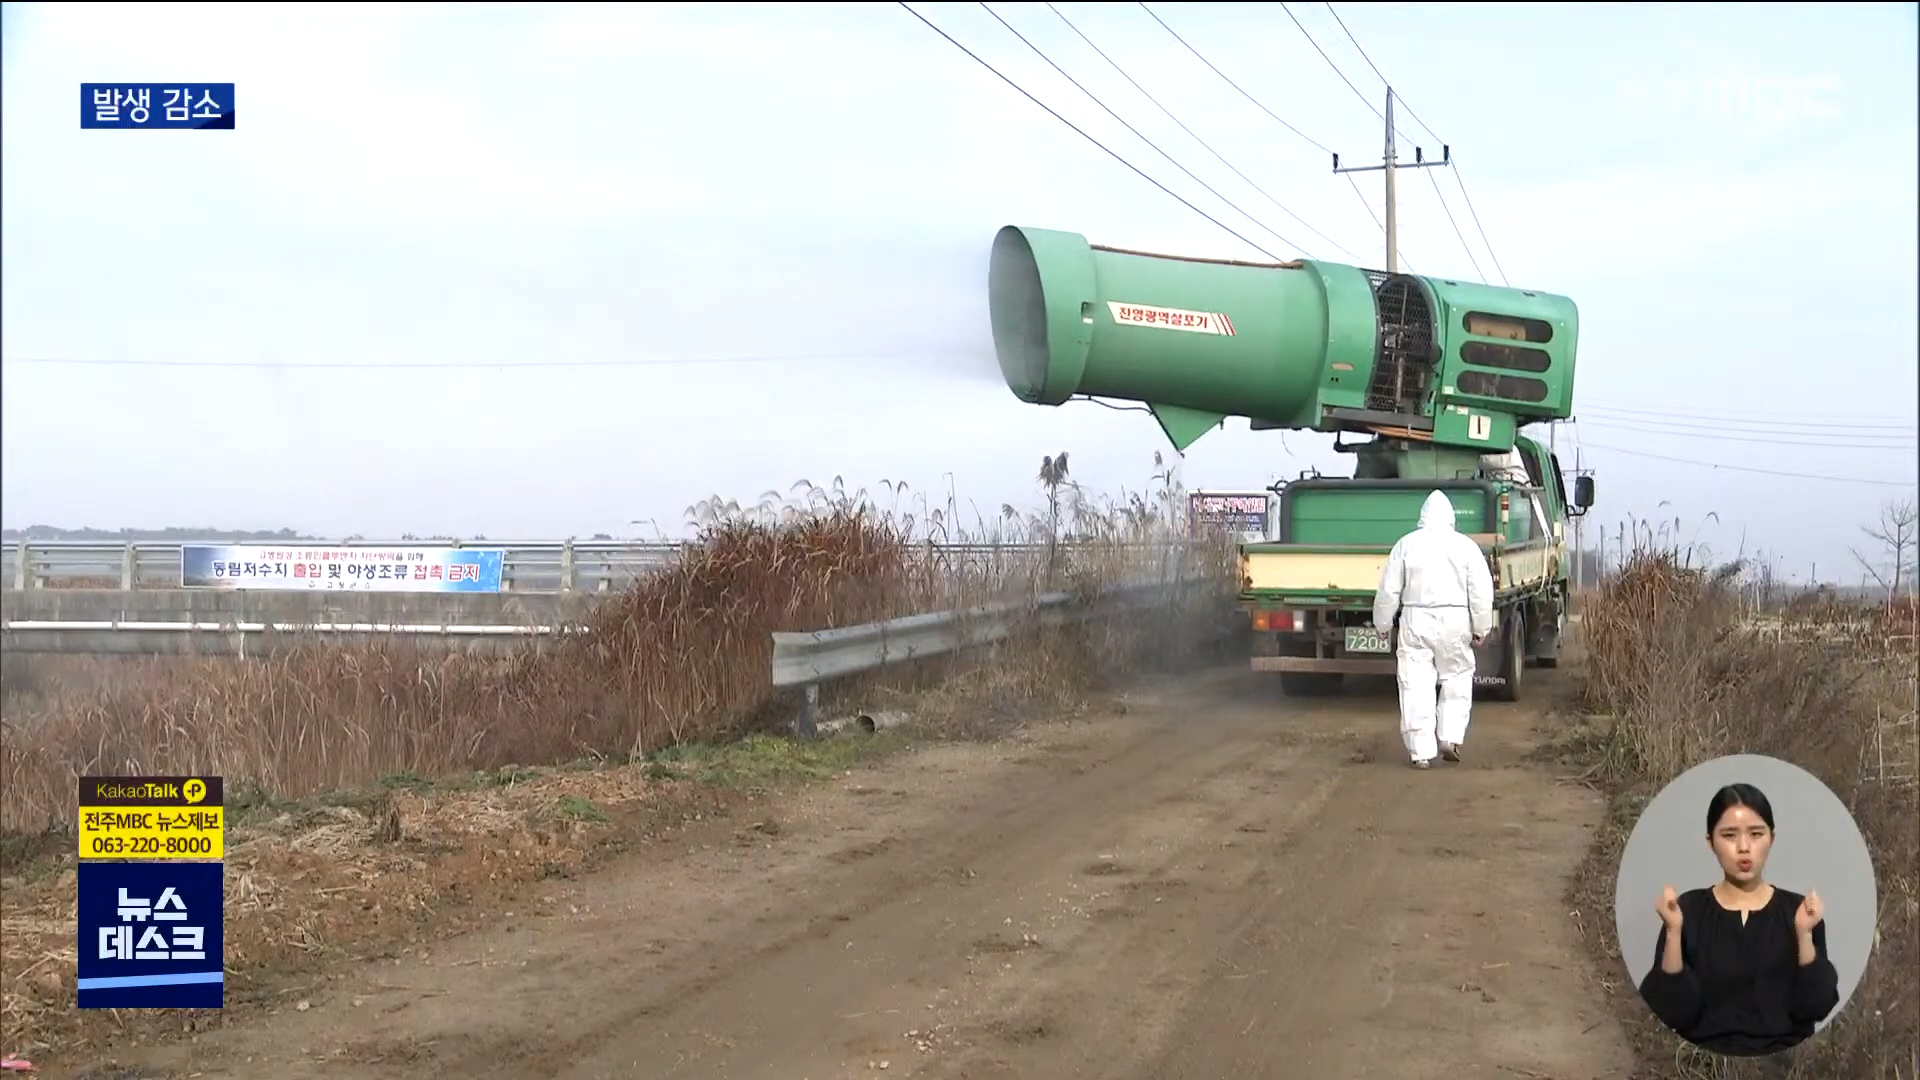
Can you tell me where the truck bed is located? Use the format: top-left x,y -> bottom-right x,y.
1239,534 -> 1552,607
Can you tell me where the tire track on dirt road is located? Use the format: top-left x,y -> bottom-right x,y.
1133,685 -> 1629,1079
107,665 -> 1632,1080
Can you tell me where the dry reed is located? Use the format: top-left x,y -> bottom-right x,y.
1,470 -> 1241,1062
1,474 -> 1239,842
1574,547 -> 1918,1079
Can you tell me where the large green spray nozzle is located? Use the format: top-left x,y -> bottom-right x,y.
987,225 -> 1580,454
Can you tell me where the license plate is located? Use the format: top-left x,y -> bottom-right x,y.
1344,626 -> 1391,654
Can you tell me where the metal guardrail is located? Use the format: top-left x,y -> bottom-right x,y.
0,619 -> 587,658
0,614 -> 583,657
0,539 -> 1177,594
4,575 -> 1210,664
8,569 -> 1218,731
4,620 -> 571,635
770,579 -> 1200,736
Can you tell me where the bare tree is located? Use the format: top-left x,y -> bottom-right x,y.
1850,495 -> 1919,606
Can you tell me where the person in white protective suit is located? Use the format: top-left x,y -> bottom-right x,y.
1371,490 -> 1496,769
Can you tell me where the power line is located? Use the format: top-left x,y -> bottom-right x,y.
1579,441 -> 1916,488
1279,2 -> 1385,124
1425,167 -> 1487,283
1578,417 -> 1913,451
1586,401 -> 1920,427
898,1 -> 1283,261
1341,173 -> 1413,271
1345,174 -> 1383,230
1136,3 -> 1331,155
1043,2 -> 1354,259
15,350 -> 1916,449
1320,2 -> 1507,284
976,2 -> 1311,257
1272,0 -> 1438,272
1322,3 -> 1437,142
1446,163 -> 1508,286
1322,5 -> 1391,104
1582,404 -> 1918,434
0,351 -> 935,371
1134,2 -> 1402,268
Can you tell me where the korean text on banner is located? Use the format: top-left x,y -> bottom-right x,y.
180,544 -> 506,593
80,83 -> 235,129
1188,492 -> 1270,538
77,861 -> 225,1008
79,775 -> 225,862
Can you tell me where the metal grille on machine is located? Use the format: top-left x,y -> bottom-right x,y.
1366,274 -> 1437,416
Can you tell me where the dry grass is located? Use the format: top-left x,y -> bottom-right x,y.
0,476 -> 1235,837
1567,547 -> 1918,1079
0,751 -> 767,1061
0,469 -> 1240,1061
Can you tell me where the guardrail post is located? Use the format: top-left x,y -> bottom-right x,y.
13,540 -> 26,590
121,544 -> 137,590
560,540 -> 576,593
795,683 -> 820,739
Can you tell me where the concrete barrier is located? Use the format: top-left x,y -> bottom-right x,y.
0,589 -> 609,656
0,588 -> 590,625
0,626 -> 572,658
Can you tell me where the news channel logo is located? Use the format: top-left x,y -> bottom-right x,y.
1614,72 -> 1841,124
80,83 -> 234,129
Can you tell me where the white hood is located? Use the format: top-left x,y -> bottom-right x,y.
1417,490 -> 1457,532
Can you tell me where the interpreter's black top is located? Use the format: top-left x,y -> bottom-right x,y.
1638,886 -> 1841,1057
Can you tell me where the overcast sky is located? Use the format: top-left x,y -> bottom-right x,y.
3,1 -> 1915,581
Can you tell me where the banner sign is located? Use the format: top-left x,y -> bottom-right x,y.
180,544 -> 505,593
76,775 -> 225,1009
1188,491 -> 1270,539
80,776 -> 225,861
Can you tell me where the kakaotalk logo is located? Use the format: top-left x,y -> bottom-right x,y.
1616,73 -> 1841,123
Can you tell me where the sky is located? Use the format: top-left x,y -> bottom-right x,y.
2,1 -> 1916,583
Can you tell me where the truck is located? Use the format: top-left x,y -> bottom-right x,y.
985,224 -> 1596,701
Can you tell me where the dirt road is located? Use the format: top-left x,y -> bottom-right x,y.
108,666 -> 1632,1080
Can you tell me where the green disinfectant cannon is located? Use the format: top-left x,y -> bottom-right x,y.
987,224 -> 1597,701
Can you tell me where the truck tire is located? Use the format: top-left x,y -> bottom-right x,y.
1490,612 -> 1524,703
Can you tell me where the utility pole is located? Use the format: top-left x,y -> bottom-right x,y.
1332,87 -> 1450,273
